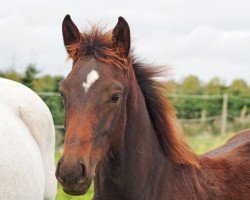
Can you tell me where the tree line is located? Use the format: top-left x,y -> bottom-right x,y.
1,64 -> 250,127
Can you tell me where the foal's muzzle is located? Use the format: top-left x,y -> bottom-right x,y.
55,157 -> 92,195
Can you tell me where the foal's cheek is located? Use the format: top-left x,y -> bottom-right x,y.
90,136 -> 110,170
95,105 -> 115,131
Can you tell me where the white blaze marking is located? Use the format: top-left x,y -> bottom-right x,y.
82,70 -> 100,92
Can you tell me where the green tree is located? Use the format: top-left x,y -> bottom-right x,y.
227,79 -> 250,117
205,77 -> 224,95
228,79 -> 250,97
202,77 -> 225,117
0,69 -> 22,82
173,76 -> 203,119
21,64 -> 39,90
179,75 -> 201,94
38,75 -> 65,126
34,75 -> 63,92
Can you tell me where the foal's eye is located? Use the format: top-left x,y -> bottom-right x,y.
58,91 -> 64,99
111,93 -> 121,103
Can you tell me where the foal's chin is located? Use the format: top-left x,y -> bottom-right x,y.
62,179 -> 92,196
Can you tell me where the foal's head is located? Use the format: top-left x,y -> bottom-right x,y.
56,15 -> 131,195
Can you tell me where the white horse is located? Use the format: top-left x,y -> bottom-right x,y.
0,78 -> 57,200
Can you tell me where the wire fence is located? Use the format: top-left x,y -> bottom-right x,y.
169,94 -> 223,99
37,92 -> 250,134
178,115 -> 222,123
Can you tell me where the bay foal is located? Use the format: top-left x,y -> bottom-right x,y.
56,15 -> 250,199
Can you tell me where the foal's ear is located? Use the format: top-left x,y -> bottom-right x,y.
62,15 -> 80,48
112,17 -> 131,58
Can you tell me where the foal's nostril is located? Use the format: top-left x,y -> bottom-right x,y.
77,162 -> 87,184
79,162 -> 86,177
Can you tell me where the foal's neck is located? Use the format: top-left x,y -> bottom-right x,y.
121,83 -> 204,199
121,80 -> 171,198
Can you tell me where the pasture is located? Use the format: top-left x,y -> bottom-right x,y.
55,132 -> 234,200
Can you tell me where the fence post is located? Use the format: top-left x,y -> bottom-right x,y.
221,93 -> 228,135
240,105 -> 247,122
201,110 -> 206,124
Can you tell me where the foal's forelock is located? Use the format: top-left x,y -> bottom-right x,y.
66,28 -> 129,70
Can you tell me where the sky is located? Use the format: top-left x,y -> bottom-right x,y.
0,0 -> 250,85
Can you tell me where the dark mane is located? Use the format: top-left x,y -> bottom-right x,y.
132,61 -> 199,167
67,26 -> 199,167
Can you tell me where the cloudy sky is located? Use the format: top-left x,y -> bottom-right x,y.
0,0 -> 250,84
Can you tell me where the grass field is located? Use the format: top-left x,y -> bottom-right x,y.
55,133 -> 234,200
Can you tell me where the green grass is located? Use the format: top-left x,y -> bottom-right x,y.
55,133 -> 234,199
186,133 -> 234,154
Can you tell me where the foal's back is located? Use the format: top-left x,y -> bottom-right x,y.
200,130 -> 250,199
205,129 -> 250,157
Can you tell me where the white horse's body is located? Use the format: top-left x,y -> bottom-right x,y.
0,78 -> 57,200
